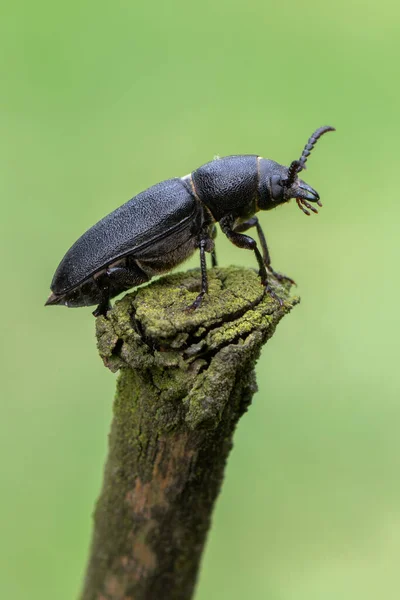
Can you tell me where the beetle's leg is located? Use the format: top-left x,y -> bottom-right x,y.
233,216 -> 295,286
220,216 -> 267,283
93,262 -> 150,317
220,216 -> 283,304
107,262 -> 150,290
211,249 -> 217,268
233,216 -> 269,262
92,274 -> 112,317
211,225 -> 218,267
186,238 -> 211,311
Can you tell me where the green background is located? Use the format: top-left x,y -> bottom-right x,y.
1,0 -> 399,598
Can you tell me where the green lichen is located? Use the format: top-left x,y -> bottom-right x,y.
95,266 -> 297,432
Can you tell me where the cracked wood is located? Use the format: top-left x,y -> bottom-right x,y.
81,266 -> 297,600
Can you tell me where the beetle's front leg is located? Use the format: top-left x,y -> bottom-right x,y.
233,216 -> 295,285
220,215 -> 284,304
220,216 -> 267,283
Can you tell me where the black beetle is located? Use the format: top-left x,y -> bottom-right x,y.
46,125 -> 334,317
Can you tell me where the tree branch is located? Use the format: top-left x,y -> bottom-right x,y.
80,266 -> 298,600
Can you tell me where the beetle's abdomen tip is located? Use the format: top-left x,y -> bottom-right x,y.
45,292 -> 60,306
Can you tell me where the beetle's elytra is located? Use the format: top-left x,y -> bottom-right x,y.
46,126 -> 335,317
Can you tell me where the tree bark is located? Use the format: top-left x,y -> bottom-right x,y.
80,266 -> 297,600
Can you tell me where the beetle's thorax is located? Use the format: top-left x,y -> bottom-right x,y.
185,155 -> 260,223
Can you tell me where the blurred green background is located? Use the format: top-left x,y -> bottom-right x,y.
1,0 -> 399,598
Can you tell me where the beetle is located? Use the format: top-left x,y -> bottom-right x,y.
45,125 -> 335,317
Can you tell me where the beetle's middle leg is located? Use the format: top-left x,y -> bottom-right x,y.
233,216 -> 295,285
186,236 -> 214,311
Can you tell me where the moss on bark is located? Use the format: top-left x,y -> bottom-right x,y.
81,266 -> 298,600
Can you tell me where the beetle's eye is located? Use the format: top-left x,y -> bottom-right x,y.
271,175 -> 284,202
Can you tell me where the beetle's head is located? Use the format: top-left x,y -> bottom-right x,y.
266,126 -> 335,216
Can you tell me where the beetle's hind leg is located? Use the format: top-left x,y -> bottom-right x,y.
107,261 -> 149,291
92,273 -> 112,317
233,216 -> 295,286
92,261 -> 150,317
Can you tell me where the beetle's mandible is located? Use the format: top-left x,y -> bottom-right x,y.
46,125 -> 335,317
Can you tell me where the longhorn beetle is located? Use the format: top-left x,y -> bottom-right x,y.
46,125 -> 335,317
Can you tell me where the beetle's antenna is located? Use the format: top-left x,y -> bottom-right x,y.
285,159 -> 301,187
284,125 -> 335,187
298,126 -> 335,170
